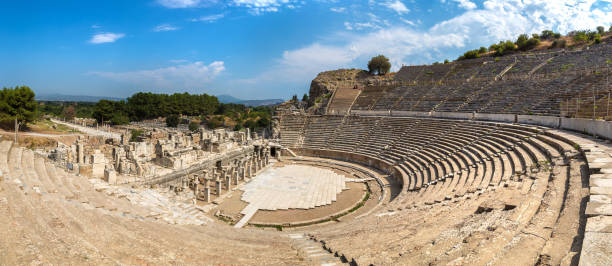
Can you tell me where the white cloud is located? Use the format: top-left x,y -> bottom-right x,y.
232,0 -> 299,14
452,0 -> 477,10
330,7 -> 346,13
382,0 -> 409,14
344,22 -> 353,30
153,24 -> 180,32
89,61 -> 225,89
246,0 -> 611,87
89,33 -> 125,44
157,0 -> 203,8
192,13 -> 225,22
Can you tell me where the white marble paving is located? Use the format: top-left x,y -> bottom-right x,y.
234,165 -> 347,228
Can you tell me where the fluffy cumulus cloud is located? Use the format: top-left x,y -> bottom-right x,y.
153,24 -> 180,32
255,0 -> 611,85
382,0 -> 409,14
89,33 -> 125,44
89,61 -> 225,89
452,0 -> 477,10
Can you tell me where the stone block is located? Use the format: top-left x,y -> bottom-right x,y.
590,178 -> 612,188
579,232 -> 612,266
591,194 -> 612,204
586,202 -> 612,217
591,187 -> 612,195
104,169 -> 117,185
586,216 -> 612,233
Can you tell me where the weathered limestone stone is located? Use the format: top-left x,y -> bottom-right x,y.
591,194 -> 612,204
77,143 -> 85,164
232,171 -> 238,185
104,168 -> 117,184
215,181 -> 222,196
225,175 -> 231,190
586,216 -> 612,233
203,186 -> 211,203
586,202 -> 612,217
91,150 -> 106,178
579,232 -> 612,266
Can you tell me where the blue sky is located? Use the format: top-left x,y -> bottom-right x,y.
1,0 -> 611,100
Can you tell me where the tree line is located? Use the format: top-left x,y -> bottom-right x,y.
88,92 -> 273,131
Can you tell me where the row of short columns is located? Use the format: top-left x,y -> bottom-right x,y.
194,152 -> 271,203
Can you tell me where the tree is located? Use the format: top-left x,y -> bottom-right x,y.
166,114 -> 179,127
291,94 -> 298,102
302,93 -> 309,102
92,100 -> 117,123
597,26 -> 605,34
367,55 -> 391,75
188,121 -> 199,132
478,47 -> 487,54
0,86 -> 37,143
63,105 -> 76,121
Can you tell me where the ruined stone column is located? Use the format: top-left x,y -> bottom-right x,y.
232,171 -> 238,185
77,143 -> 84,164
240,166 -> 245,180
203,184 -> 211,203
246,162 -> 252,177
215,180 -> 222,196
225,174 -> 231,190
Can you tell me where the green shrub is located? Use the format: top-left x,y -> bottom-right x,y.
188,121 -> 199,132
458,49 -> 480,60
551,39 -> 566,48
478,46 -> 487,54
130,129 -> 144,142
516,34 -> 540,51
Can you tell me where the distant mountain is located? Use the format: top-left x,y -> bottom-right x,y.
37,93 -> 124,102
216,94 -> 284,107
216,94 -> 244,104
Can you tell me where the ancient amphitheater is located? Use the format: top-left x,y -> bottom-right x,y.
2,40 -> 612,265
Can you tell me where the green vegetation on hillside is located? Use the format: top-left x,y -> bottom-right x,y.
458,26 -> 610,60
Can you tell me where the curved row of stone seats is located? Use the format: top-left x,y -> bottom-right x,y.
354,117 -> 418,156
285,116 -> 572,205
302,115 -> 344,150
0,141 -> 302,264
278,114 -> 307,148
351,85 -> 391,111
298,122 -> 587,265
327,116 -> 380,152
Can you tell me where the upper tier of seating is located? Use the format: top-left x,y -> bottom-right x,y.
350,42 -> 612,118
